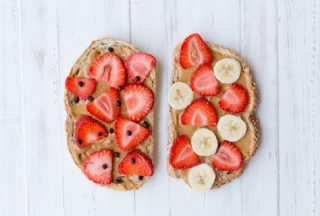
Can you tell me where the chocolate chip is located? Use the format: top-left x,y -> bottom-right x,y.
131,158 -> 135,164
73,97 -> 80,103
78,81 -> 84,87
108,47 -> 114,52
143,121 -> 149,128
77,139 -> 82,145
113,152 -> 120,158
127,130 -> 132,136
117,86 -> 123,91
87,96 -> 94,101
116,100 -> 121,107
102,164 -> 108,169
138,176 -> 144,181
114,177 -> 123,184
109,128 -> 114,134
135,76 -> 140,82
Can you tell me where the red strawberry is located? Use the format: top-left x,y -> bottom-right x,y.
65,77 -> 96,99
218,83 -> 249,114
75,116 -> 108,149
86,87 -> 121,123
125,53 -> 156,83
179,33 -> 213,69
169,135 -> 200,169
212,141 -> 243,171
190,63 -> 220,96
122,84 -> 154,122
115,117 -> 150,151
181,98 -> 218,126
88,53 -> 126,88
118,149 -> 154,176
83,149 -> 113,184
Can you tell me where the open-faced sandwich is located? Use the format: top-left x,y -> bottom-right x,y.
168,33 -> 259,191
64,38 -> 157,191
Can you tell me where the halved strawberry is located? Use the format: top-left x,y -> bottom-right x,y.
119,149 -> 153,176
115,117 -> 150,151
190,63 -> 220,96
88,53 -> 126,88
181,98 -> 218,126
75,116 -> 108,149
218,83 -> 249,114
179,33 -> 213,69
83,149 -> 113,184
169,135 -> 200,169
125,53 -> 156,84
211,141 -> 243,171
86,87 -> 120,123
122,84 -> 154,122
65,77 -> 96,99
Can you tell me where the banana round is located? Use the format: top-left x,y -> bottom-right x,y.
217,114 -> 247,142
214,58 -> 241,84
168,82 -> 193,110
188,163 -> 216,191
191,128 -> 218,156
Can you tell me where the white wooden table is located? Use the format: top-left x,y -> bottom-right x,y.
1,0 -> 320,215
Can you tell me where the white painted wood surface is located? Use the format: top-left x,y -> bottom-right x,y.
0,0 -> 319,215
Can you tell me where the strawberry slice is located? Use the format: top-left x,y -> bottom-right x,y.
169,135 -> 200,169
125,53 -> 156,83
179,33 -> 213,69
181,98 -> 218,126
86,87 -> 121,123
119,149 -> 154,176
190,63 -> 220,96
218,83 -> 249,114
83,149 -> 113,184
65,77 -> 96,99
88,53 -> 126,88
211,141 -> 243,171
115,117 -> 150,151
122,84 -> 154,122
75,116 -> 108,149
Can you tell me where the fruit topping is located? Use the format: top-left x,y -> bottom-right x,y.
88,53 -> 126,88
75,116 -> 108,149
119,149 -> 154,176
169,135 -> 200,169
181,98 -> 218,126
115,117 -> 150,151
65,77 -> 96,100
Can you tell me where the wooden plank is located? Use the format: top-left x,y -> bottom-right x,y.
239,0 -> 279,215
278,0 -> 317,215
129,0 -> 171,215
313,1 -> 320,214
0,0 -> 27,215
20,0 -> 64,215
57,0 -> 135,215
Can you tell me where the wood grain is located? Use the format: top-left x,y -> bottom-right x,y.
0,0 -> 319,215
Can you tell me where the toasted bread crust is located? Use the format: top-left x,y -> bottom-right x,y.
64,38 -> 156,191
167,42 -> 259,189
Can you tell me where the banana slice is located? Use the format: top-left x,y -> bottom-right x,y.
168,82 -> 193,110
214,58 -> 241,84
217,114 -> 247,142
188,163 -> 215,191
191,128 -> 218,156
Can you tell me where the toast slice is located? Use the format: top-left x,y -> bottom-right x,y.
168,34 -> 259,190
65,38 -> 157,191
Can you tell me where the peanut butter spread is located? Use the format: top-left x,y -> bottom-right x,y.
168,42 -> 259,189
65,38 -> 156,191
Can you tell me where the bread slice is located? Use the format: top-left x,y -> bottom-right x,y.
168,39 -> 259,189
65,38 -> 156,191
